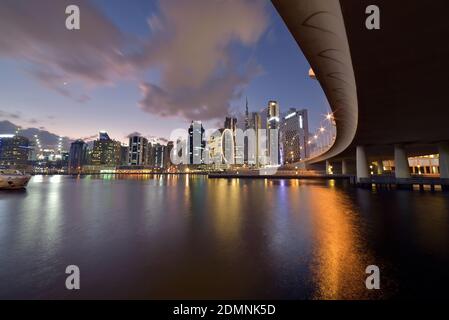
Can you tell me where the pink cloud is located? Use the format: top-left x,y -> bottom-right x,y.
1,0 -> 269,120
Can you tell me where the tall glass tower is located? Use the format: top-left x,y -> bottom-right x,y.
188,121 -> 205,165
266,101 -> 280,165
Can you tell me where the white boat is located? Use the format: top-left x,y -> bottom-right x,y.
0,170 -> 31,190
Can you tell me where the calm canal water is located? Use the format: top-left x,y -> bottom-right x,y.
1,175 -> 448,299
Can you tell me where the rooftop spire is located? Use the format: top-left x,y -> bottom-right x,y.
245,97 -> 249,129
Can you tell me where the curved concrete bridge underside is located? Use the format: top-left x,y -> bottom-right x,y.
272,0 -> 449,166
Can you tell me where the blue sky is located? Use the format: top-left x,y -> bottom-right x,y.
0,0 -> 328,144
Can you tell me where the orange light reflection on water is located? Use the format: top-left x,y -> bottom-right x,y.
308,185 -> 374,299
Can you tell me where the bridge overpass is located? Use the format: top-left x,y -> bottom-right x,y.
272,0 -> 449,186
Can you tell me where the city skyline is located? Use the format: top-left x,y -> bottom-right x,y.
1,98 -> 332,175
0,0 -> 329,144
2,0 -> 449,305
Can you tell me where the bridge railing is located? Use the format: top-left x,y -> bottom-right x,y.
305,113 -> 337,161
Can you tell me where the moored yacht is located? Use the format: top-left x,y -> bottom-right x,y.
0,169 -> 31,190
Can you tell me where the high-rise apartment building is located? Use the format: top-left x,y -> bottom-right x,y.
0,134 -> 30,169
150,143 -> 166,168
91,131 -> 121,166
120,145 -> 129,166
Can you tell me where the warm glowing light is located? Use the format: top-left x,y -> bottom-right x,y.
285,112 -> 296,120
308,188 -> 371,299
309,67 -> 316,79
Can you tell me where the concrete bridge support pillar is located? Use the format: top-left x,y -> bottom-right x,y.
356,146 -> 369,183
439,142 -> 449,179
376,160 -> 384,175
326,160 -> 332,175
342,159 -> 348,175
439,143 -> 449,191
394,145 -> 411,179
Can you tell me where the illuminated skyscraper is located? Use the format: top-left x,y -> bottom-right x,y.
150,143 -> 165,168
99,131 -> 111,141
91,131 -> 121,166
222,128 -> 235,165
224,117 -> 237,131
188,121 -> 205,165
68,139 -> 88,174
164,141 -> 174,168
244,97 -> 249,130
207,129 -> 224,169
0,134 -> 30,169
266,101 -> 280,165
120,145 -> 129,166
243,106 -> 263,167
128,135 -> 148,165
280,108 -> 309,164
223,116 -> 244,165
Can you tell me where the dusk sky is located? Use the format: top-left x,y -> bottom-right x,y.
0,0 -> 329,144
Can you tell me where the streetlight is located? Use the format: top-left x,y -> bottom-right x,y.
308,68 -> 316,80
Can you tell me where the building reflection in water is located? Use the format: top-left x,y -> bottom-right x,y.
3,175 -> 449,299
209,178 -> 242,246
